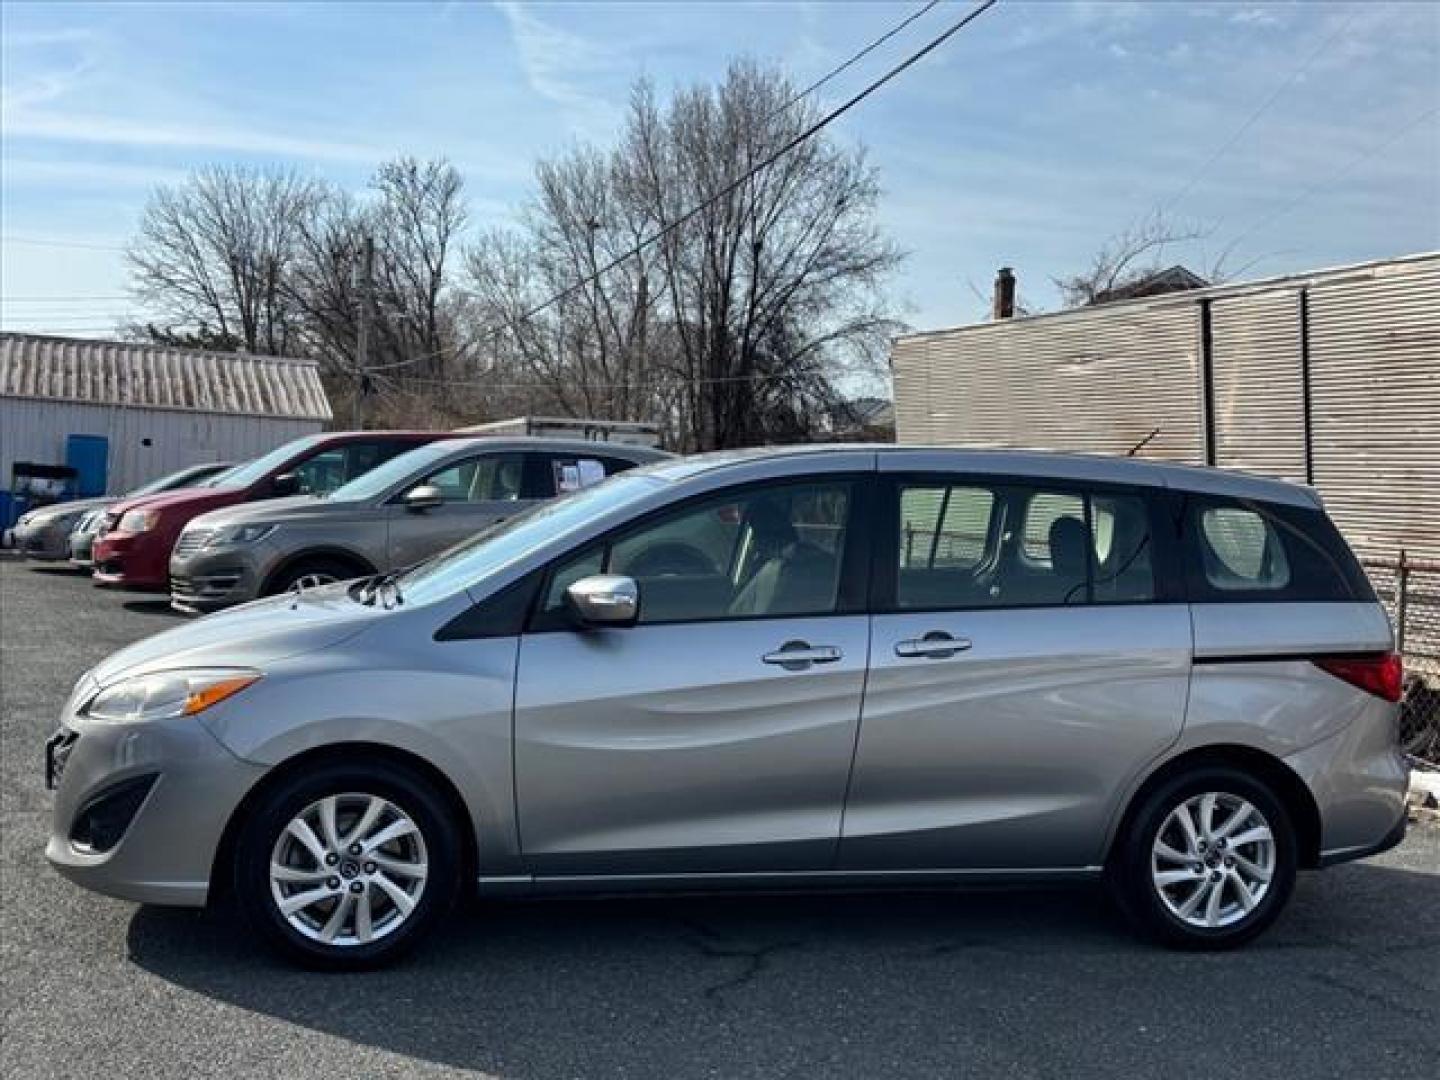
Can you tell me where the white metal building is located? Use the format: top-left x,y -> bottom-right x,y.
0,333 -> 332,495
891,253 -> 1440,560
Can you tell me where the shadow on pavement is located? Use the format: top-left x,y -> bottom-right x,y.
126,861 -> 1440,1078
120,599 -> 185,618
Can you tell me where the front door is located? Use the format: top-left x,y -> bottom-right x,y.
513,476 -> 870,874
839,472 -> 1191,871
385,451 -> 532,568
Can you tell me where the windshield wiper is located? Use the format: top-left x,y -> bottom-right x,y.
352,566 -> 411,608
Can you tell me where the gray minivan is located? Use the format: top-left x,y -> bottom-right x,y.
168,437 -> 668,612
45,447 -> 1408,967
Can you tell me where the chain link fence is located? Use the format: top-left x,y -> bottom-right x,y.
1363,553 -> 1440,764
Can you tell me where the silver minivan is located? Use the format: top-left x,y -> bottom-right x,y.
168,437 -> 669,612
45,447 -> 1408,967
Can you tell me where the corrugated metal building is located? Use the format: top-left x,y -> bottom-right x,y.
892,252 -> 1440,560
0,333 -> 332,495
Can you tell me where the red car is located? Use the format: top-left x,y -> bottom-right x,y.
91,431 -> 461,590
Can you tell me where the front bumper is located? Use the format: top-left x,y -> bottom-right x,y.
69,530 -> 97,567
45,707 -> 266,907
169,545 -> 270,613
91,532 -> 168,588
13,520 -> 72,560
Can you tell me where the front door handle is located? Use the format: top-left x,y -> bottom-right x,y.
895,632 -> 972,659
763,640 -> 843,671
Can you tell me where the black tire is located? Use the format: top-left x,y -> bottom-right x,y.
233,759 -> 462,969
1110,765 -> 1297,950
265,556 -> 364,596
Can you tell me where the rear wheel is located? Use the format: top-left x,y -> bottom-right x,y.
233,760 -> 462,968
1111,765 -> 1297,949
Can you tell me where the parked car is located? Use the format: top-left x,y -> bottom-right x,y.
45,446 -> 1407,967
11,461 -> 234,562
90,432 -> 463,590
66,463 -> 239,568
169,438 -> 669,613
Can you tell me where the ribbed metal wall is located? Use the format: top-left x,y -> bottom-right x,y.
1308,258 -> 1440,558
1210,289 -> 1307,482
894,296 -> 1203,464
0,398 -> 321,495
892,253 -> 1440,560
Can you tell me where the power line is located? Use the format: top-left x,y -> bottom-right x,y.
1159,6 -> 1361,217
0,235 -> 128,253
1225,103 -> 1439,251
0,295 -> 133,302
472,0 -> 1000,350
778,0 -> 942,117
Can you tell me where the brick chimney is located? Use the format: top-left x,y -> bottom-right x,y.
993,267 -> 1016,320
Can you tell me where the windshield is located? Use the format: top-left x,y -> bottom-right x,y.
213,436 -> 327,490
397,472 -> 665,606
328,440 -> 461,503
200,464 -> 243,487
125,464 -> 216,498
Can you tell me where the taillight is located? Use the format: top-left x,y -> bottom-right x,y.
1314,653 -> 1403,702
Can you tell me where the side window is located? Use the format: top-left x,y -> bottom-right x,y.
1021,492 -> 1084,565
289,448 -> 348,495
892,480 -> 1155,610
424,454 -> 525,503
525,454 -> 617,498
538,481 -> 853,626
1196,506 -> 1291,591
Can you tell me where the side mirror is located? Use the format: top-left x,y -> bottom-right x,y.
403,484 -> 445,512
270,472 -> 300,497
565,574 -> 639,628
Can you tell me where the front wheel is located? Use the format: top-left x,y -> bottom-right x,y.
1111,765 -> 1297,949
233,760 -> 462,968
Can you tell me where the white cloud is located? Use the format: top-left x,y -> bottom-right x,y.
493,0 -> 620,131
2,108 -> 384,162
1229,8 -> 1283,28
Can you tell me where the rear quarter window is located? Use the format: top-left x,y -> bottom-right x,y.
1184,497 -> 1373,603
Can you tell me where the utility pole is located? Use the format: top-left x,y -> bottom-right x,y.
352,235 -> 375,429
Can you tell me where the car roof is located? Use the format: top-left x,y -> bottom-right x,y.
638,444 -> 1321,509
415,435 -> 670,460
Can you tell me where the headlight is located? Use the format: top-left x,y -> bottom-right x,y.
83,668 -> 260,723
118,509 -> 160,533
206,523 -> 277,546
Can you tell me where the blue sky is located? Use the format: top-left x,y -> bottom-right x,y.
2,0 -> 1437,341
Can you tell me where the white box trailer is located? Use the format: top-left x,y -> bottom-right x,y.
455,416 -> 662,448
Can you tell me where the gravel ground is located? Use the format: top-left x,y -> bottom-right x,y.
2,558 -> 1437,1079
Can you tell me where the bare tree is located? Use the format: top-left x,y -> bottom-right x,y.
127,165 -> 324,354
465,61 -> 903,451
1052,211 -> 1261,309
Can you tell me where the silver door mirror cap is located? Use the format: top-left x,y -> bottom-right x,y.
566,574 -> 640,627
403,484 -> 445,512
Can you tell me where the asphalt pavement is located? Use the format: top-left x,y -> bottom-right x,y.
2,558 -> 1437,1079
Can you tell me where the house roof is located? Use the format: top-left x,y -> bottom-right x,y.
1093,264 -> 1209,304
0,333 -> 332,421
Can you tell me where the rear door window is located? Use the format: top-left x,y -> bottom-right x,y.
890,479 -> 1156,610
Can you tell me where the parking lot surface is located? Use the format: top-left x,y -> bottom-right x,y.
2,558 -> 1437,1079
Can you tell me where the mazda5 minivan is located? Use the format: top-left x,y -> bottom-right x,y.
45,447 -> 1408,967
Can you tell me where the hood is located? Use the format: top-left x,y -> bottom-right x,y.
19,495 -> 115,523
190,494 -> 340,531
88,582 -> 377,687
107,485 -> 242,519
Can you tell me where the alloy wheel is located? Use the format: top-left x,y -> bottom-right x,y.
268,793 -> 429,946
1150,792 -> 1275,929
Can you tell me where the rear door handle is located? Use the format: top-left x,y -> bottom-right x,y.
763,640 -> 843,671
895,633 -> 972,659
